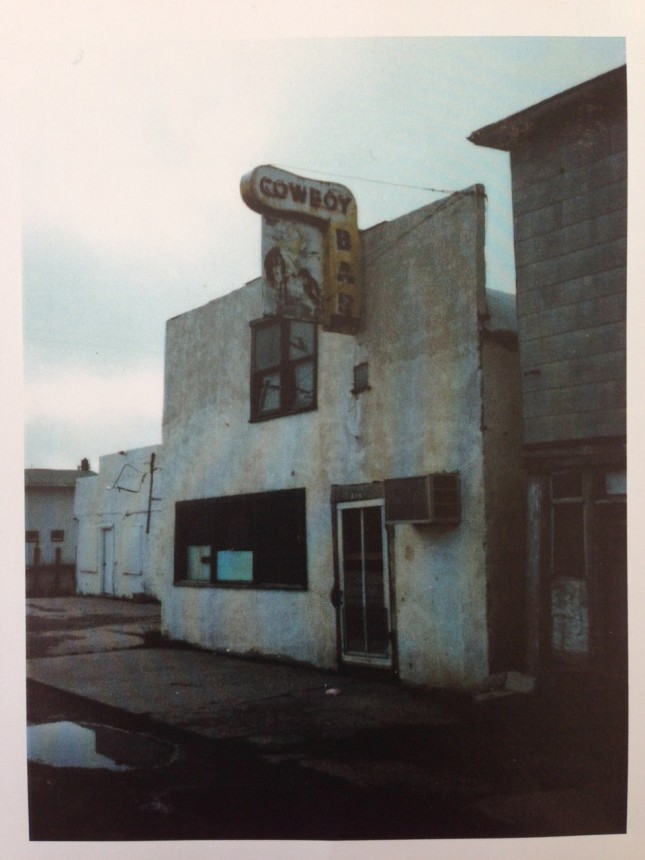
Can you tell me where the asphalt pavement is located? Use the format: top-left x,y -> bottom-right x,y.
25,595 -> 628,840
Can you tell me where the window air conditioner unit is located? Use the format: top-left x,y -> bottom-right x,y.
384,474 -> 461,525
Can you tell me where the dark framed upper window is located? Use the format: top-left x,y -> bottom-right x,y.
250,317 -> 316,421
51,530 -> 65,543
26,530 -> 39,543
174,488 -> 307,590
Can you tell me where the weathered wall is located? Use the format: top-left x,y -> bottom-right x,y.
75,446 -> 162,599
25,486 -> 77,566
510,79 -> 627,445
157,186 -> 506,688
356,189 -> 491,686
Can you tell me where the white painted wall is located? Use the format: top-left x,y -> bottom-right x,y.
156,187 -> 521,688
75,446 -> 162,599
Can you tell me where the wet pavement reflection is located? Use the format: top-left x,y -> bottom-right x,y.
28,721 -> 177,770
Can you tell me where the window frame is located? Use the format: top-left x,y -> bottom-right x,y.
26,530 -> 39,543
51,529 -> 65,543
174,488 -> 308,591
250,316 -> 317,422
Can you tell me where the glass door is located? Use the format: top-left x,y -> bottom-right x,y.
337,500 -> 392,666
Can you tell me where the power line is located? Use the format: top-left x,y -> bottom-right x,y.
362,188 -> 483,268
274,163 -> 480,267
276,164 -> 457,196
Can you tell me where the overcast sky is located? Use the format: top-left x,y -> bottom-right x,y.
2,6 -> 643,857
18,35 -> 626,470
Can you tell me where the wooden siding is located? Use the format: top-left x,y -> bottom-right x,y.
509,110 -> 626,192
523,378 -> 625,420
521,350 -> 624,394
512,105 -> 626,446
523,409 -> 625,445
518,266 -> 624,316
511,150 -> 626,219
514,178 -> 626,243
519,293 -> 625,342
515,209 -> 626,268
520,321 -> 625,374
516,236 -> 626,293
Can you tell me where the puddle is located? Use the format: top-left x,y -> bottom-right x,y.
27,721 -> 178,770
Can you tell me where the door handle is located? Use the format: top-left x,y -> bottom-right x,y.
330,586 -> 342,608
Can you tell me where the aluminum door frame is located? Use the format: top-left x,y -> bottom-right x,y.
336,498 -> 392,668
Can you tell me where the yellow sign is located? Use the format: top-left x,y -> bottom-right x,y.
241,166 -> 361,333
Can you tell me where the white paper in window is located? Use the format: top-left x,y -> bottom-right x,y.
605,470 -> 626,495
551,578 -> 589,654
187,545 -> 211,581
217,550 -> 253,582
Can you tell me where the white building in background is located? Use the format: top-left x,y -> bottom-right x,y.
75,446 -> 162,600
153,169 -> 526,690
25,462 -> 95,597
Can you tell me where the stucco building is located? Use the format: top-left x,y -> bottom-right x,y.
154,175 -> 525,690
75,446 -> 163,600
25,462 -> 95,596
470,66 -> 627,682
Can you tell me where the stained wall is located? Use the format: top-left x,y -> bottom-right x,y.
157,186 -> 523,688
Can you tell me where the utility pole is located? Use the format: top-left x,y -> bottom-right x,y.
146,452 -> 156,534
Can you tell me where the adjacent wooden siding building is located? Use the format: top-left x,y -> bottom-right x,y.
471,66 -> 627,681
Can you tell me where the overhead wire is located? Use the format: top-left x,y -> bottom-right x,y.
274,162 -> 481,267
25,169 -> 479,353
276,163 -> 457,196
362,188 -> 484,268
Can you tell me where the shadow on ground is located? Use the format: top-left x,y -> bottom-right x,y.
27,672 -> 627,841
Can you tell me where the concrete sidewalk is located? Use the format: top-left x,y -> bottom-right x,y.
25,596 -> 627,835
27,596 -> 457,746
